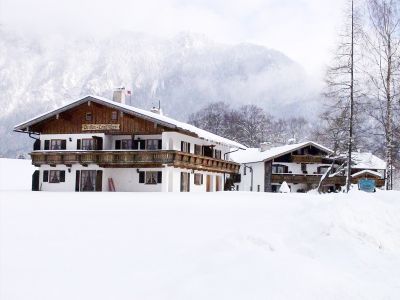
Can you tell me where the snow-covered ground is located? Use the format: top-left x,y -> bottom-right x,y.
1,190 -> 400,300
0,158 -> 35,191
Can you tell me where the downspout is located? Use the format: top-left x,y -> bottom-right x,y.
244,164 -> 254,191
223,147 -> 241,190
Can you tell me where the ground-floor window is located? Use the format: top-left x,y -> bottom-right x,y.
80,170 -> 97,191
216,176 -> 222,191
138,171 -> 162,184
194,173 -> 203,185
271,184 -> 280,193
180,172 -> 190,192
43,170 -> 65,183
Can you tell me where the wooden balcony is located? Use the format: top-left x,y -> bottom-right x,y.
271,173 -> 385,187
291,154 -> 323,163
30,150 -> 240,174
271,173 -> 346,185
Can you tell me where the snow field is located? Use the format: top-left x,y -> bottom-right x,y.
1,190 -> 400,300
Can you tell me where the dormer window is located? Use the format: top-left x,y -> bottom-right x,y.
85,112 -> 92,121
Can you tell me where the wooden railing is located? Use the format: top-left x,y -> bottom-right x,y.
30,150 -> 240,174
291,154 -> 323,163
271,173 -> 346,185
271,173 -> 385,187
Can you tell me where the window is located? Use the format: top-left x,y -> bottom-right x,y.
85,112 -> 92,121
194,174 -> 203,185
50,139 -> 66,150
111,111 -> 118,120
133,140 -> 146,150
121,139 -> 132,149
81,138 -> 96,150
48,170 -> 65,183
318,166 -> 330,174
194,144 -> 203,155
140,171 -> 162,184
214,150 -> 222,159
180,172 -> 190,192
216,176 -> 222,191
272,164 -> 288,174
181,141 -> 191,153
257,185 -> 260,192
301,163 -> 307,174
80,170 -> 97,191
147,139 -> 161,150
271,185 -> 280,193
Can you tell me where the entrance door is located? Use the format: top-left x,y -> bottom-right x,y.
32,170 -> 39,191
206,175 -> 211,192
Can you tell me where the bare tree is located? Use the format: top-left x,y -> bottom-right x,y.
363,0 -> 400,190
319,0 -> 364,192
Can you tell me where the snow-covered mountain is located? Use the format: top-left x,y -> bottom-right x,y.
0,28 -> 319,157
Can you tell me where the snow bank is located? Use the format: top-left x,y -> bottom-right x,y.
0,158 -> 35,191
1,191 -> 400,300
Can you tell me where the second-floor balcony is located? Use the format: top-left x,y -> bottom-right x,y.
31,150 -> 240,174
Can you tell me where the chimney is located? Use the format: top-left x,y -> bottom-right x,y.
260,142 -> 272,152
112,87 -> 126,104
150,106 -> 163,115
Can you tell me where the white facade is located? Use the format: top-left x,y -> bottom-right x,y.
36,132 -> 228,192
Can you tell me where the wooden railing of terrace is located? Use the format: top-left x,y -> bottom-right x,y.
31,150 -> 240,174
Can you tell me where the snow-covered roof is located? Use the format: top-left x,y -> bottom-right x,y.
351,169 -> 383,179
352,152 -> 386,170
14,95 -> 246,149
230,141 -> 333,164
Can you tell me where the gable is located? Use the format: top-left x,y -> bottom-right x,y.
28,100 -> 171,135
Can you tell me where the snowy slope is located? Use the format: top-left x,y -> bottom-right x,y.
1,190 -> 400,300
0,28 -> 319,157
0,158 -> 35,191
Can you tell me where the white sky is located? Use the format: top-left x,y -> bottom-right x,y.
0,0 -> 346,75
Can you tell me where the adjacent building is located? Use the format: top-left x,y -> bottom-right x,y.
14,90 -> 245,192
231,141 -> 386,193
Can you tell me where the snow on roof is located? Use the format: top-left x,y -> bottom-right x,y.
14,95 -> 246,149
230,141 -> 333,164
351,169 -> 383,178
352,152 -> 386,170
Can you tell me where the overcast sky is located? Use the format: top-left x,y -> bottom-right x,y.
0,0 -> 346,75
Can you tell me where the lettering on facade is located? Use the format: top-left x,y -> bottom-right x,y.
82,124 -> 120,131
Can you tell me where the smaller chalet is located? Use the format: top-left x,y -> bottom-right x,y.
14,90 -> 245,192
231,141 -> 386,193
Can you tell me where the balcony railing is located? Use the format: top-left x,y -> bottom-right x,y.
291,154 -> 323,163
271,173 -> 385,187
30,150 -> 240,174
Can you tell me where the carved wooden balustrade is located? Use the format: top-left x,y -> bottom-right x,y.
31,150 -> 240,173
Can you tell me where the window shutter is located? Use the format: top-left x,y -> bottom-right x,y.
43,170 -> 49,182
96,170 -> 103,191
158,139 -> 162,150
201,174 -> 203,185
188,173 -> 190,192
44,140 -> 50,150
139,171 -> 145,183
33,139 -> 40,151
60,171 -> 66,182
61,140 -> 67,150
77,139 -> 81,150
115,140 -> 121,150
157,171 -> 162,183
75,170 -> 80,191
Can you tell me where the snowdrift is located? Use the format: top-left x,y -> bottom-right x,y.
1,190 -> 400,299
0,158 -> 35,191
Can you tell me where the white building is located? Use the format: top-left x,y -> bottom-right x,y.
231,141 -> 387,193
14,90 -> 245,192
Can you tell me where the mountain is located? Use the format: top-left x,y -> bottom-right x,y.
0,29 -> 320,157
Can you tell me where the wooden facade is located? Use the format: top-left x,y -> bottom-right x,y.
29,101 -> 173,135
